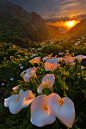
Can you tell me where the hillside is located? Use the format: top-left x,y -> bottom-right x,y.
0,0 -> 49,47
46,25 -> 61,38
66,19 -> 86,37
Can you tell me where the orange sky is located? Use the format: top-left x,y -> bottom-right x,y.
46,20 -> 80,33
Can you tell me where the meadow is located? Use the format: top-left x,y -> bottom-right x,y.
0,36 -> 86,129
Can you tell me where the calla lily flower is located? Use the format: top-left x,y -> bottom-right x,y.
63,56 -> 75,64
59,52 -> 64,56
75,55 -> 86,63
19,89 -> 24,95
37,48 -> 41,51
4,96 -> 12,107
29,57 -> 41,65
12,84 -> 20,90
75,41 -> 80,46
19,90 -> 35,109
1,83 -> 4,86
30,95 -> 56,127
81,65 -> 86,69
19,64 -> 22,66
10,78 -> 14,81
20,66 -> 24,69
57,57 -> 63,63
42,56 -> 50,62
37,74 -> 55,94
9,94 -> 22,114
47,93 -> 75,128
31,54 -> 38,58
45,58 -> 60,71
20,67 -> 37,82
42,53 -> 53,62
4,89 -> 24,114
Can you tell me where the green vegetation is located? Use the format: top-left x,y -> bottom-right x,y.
0,0 -> 49,48
0,1 -> 86,129
0,36 -> 86,128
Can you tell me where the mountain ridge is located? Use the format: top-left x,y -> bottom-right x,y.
0,0 -> 49,47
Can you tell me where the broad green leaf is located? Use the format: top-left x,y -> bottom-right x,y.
20,118 -> 29,129
52,120 -> 59,129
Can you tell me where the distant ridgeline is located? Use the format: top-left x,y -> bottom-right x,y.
0,0 -> 49,47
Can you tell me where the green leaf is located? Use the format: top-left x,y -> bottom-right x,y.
81,89 -> 86,98
72,123 -> 80,129
10,126 -> 20,129
26,123 -> 33,129
83,77 -> 86,81
20,118 -> 29,129
52,120 -> 59,129
7,110 -> 27,122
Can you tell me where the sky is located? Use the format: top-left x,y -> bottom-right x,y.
7,0 -> 86,33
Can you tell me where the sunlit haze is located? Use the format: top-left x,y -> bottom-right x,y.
46,20 -> 80,33
7,0 -> 86,33
66,21 -> 74,27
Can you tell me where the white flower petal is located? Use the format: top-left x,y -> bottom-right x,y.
20,66 -> 24,69
20,67 -> 37,82
19,89 -> 24,95
9,94 -> 21,114
12,85 -> 20,90
1,83 -> 4,86
4,96 -> 12,107
42,56 -> 49,62
19,90 -> 35,109
42,74 -> 55,88
31,54 -> 38,57
19,64 -> 22,66
29,57 -> 41,65
63,56 -> 75,64
59,52 -> 64,55
45,59 -> 58,71
37,74 -> 55,94
37,83 -> 49,94
47,93 -> 75,128
23,73 -> 31,82
10,78 -> 14,81
30,95 -> 56,127
75,55 -> 86,59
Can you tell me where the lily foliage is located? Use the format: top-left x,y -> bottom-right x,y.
0,39 -> 86,129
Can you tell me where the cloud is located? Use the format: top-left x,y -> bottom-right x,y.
45,14 -> 86,22
7,0 -> 86,19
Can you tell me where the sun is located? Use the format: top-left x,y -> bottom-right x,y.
66,21 -> 74,27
